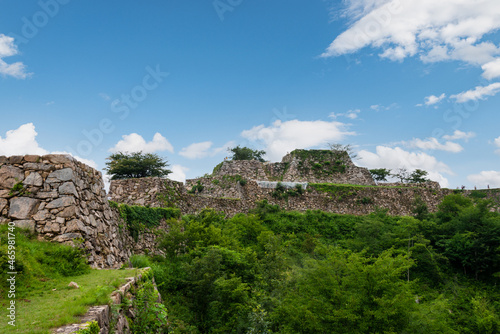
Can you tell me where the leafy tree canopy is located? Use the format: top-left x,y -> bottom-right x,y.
228,146 -> 266,162
369,168 -> 392,182
104,152 -> 171,180
408,169 -> 430,183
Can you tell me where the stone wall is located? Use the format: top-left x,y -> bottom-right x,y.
210,149 -> 375,185
0,154 -> 158,268
109,177 -> 453,217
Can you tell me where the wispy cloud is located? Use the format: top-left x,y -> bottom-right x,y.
450,83 -> 500,103
418,93 -> 446,107
179,141 -> 235,160
0,34 -> 31,79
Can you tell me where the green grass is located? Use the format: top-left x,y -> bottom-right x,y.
0,268 -> 137,334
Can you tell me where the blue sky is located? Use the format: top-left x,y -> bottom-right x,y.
1,0 -> 500,189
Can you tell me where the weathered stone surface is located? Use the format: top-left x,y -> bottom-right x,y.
32,210 -> 49,221
0,190 -> 9,198
57,205 -> 77,218
44,221 -> 60,233
23,172 -> 43,186
46,196 -> 76,209
23,155 -> 40,163
59,182 -> 78,197
47,168 -> 75,183
0,165 -> 25,188
0,198 -> 7,212
65,219 -> 87,233
43,154 -> 74,164
23,162 -> 55,171
15,220 -> 36,233
9,156 -> 23,164
35,191 -> 59,199
53,233 -> 82,242
9,197 -> 40,219
0,156 -> 8,164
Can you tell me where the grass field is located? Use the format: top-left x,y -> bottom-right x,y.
0,268 -> 137,334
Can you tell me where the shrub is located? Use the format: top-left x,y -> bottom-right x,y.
104,152 -> 171,180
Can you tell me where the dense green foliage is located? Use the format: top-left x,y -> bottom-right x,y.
228,145 -> 266,162
104,151 -> 171,180
369,168 -> 392,181
291,149 -> 348,175
111,201 -> 181,241
141,194 -> 499,333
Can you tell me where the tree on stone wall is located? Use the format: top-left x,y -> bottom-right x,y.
228,146 -> 266,162
328,143 -> 358,161
104,152 -> 171,180
369,168 -> 392,182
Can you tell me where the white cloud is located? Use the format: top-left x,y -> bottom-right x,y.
0,123 -> 98,170
322,1 -> 500,79
370,103 -> 398,111
0,34 -> 30,79
405,137 -> 463,153
423,93 -> 446,106
468,171 -> 500,188
442,130 -> 475,141
482,58 -> 500,80
179,141 -> 234,160
358,146 -> 452,187
493,136 -> 500,154
328,109 -> 360,119
241,119 -> 355,161
450,82 -> 500,103
346,109 -> 361,119
109,132 -> 174,154
0,123 -> 49,156
169,164 -> 189,183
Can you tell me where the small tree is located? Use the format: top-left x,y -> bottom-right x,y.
328,143 -> 359,161
104,152 -> 171,180
408,169 -> 430,183
369,168 -> 392,182
393,168 -> 410,183
228,146 -> 266,162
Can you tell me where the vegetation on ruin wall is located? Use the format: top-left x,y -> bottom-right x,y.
0,225 -> 137,334
136,194 -> 500,333
291,149 -> 348,176
109,201 -> 180,241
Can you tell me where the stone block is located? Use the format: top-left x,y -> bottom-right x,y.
15,220 -> 36,233
9,197 -> 40,219
24,155 -> 41,163
0,198 -> 6,212
59,182 -> 78,197
0,165 -> 25,189
53,233 -> 82,242
46,196 -> 76,209
9,156 -> 24,164
44,221 -> 60,233
65,219 -> 86,233
57,205 -> 77,218
23,172 -> 43,187
42,154 -> 74,165
47,168 -> 75,183
23,163 -> 55,172
33,210 -> 49,221
35,191 -> 59,199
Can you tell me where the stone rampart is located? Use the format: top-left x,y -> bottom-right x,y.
0,154 -> 157,268
109,177 -> 453,217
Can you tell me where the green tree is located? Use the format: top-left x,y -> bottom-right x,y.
369,168 -> 392,182
229,146 -> 266,162
393,167 -> 410,183
328,143 -> 358,160
409,169 -> 430,183
104,151 -> 171,180
228,145 -> 266,162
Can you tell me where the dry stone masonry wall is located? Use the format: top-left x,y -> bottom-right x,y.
0,154 -> 159,268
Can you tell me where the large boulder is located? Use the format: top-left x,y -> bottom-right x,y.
9,197 -> 41,219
